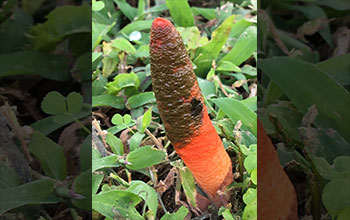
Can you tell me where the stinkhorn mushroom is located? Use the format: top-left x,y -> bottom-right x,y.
258,120 -> 298,219
150,17 -> 233,210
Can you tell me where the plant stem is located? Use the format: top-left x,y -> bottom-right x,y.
164,140 -> 171,149
110,173 -> 130,187
145,128 -> 163,149
70,208 -> 79,220
302,149 -> 323,220
126,125 -> 135,134
238,151 -> 244,183
149,168 -> 167,213
70,113 -> 91,134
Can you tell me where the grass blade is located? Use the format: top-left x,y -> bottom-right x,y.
194,15 -> 236,77
219,26 -> 257,66
0,179 -> 59,215
259,57 -> 350,142
211,98 -> 257,136
165,0 -> 194,27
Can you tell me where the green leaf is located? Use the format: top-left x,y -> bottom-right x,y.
92,174 -> 104,194
242,188 -> 257,219
316,0 -> 350,10
113,0 -> 137,21
112,114 -> 133,126
0,162 -> 21,189
92,75 -> 107,96
198,77 -> 216,99
92,52 -> 103,63
230,19 -> 252,38
92,95 -> 125,109
0,179 -> 59,215
313,156 -> 350,181
241,65 -> 257,77
92,155 -> 119,172
322,176 -> 350,218
165,0 -> 194,27
108,122 -> 136,134
316,54 -> 350,86
244,153 -> 257,173
126,146 -> 166,170
261,101 -> 302,141
219,26 -> 257,67
303,127 -> 350,164
118,20 -> 152,36
80,134 -> 92,172
263,81 -> 284,105
123,114 -> 132,124
106,132 -> 124,155
278,31 -> 319,63
285,4 -> 333,47
218,207 -> 235,220
242,144 -> 257,156
313,157 -> 340,180
92,148 -> 102,160
338,207 -> 350,220
334,156 -> 350,173
129,132 -> 145,152
106,73 -> 140,95
29,3 -> 91,51
216,60 -> 241,72
0,8 -> 33,53
241,96 -> 257,112
140,107 -> 152,133
67,92 -> 83,114
126,91 -> 156,109
31,104 -> 91,135
92,21 -> 116,50
179,166 -> 198,208
0,51 -> 70,81
92,190 -> 143,220
206,67 -> 215,80
72,169 -> 91,210
211,98 -> 257,136
102,55 -> 118,78
29,131 -> 67,180
134,44 -> 149,57
194,15 -> 236,77
127,180 -> 158,216
145,3 -> 168,13
111,114 -> 124,125
75,53 -> 91,82
92,1 -> 105,11
160,206 -> 189,220
138,0 -> 145,16
259,57 -> 350,142
191,7 -> 216,20
112,37 -> 136,54
177,26 -> 206,50
251,168 -> 257,185
41,91 -> 66,115
22,0 -> 45,14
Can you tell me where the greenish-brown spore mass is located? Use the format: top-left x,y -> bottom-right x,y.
150,18 -> 203,148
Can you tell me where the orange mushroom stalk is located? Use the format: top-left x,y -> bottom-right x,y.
258,120 -> 298,219
150,17 -> 233,209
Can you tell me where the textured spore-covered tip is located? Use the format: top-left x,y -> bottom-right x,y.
152,17 -> 172,29
150,17 -> 202,147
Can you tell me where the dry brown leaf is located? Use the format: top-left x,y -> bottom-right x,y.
155,167 -> 177,196
333,27 -> 350,56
